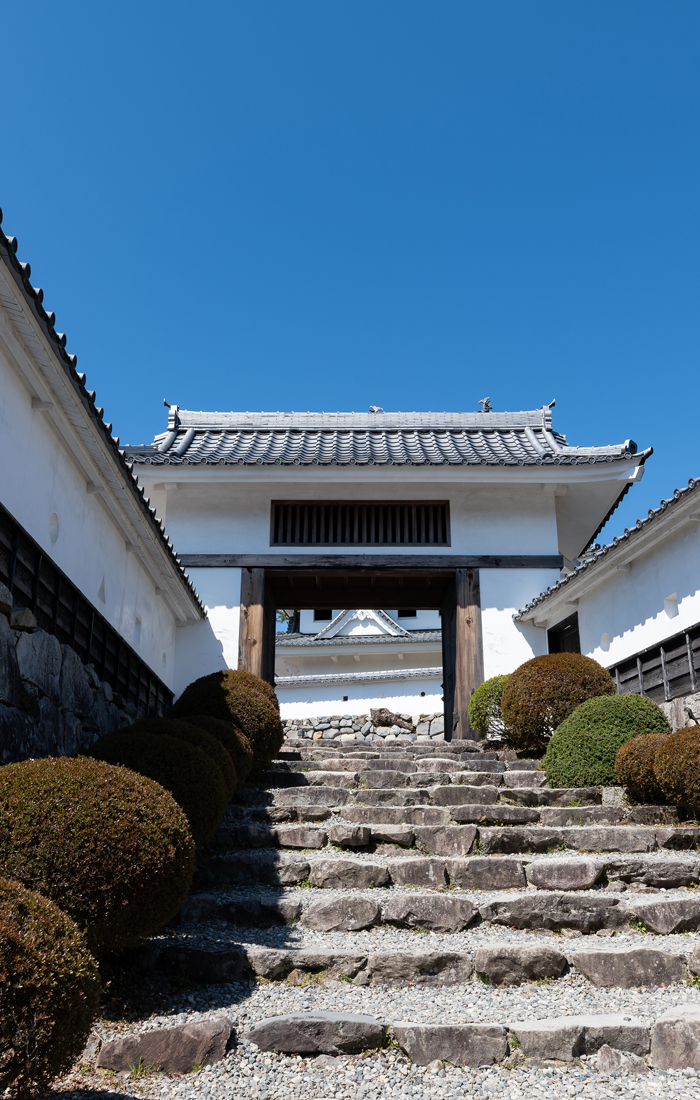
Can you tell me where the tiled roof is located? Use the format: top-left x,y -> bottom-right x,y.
515,478 -> 700,621
275,666 -> 443,688
0,211 -> 203,616
126,405 -> 649,469
276,629 -> 442,647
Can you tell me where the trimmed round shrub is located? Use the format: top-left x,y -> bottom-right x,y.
170,670 -> 284,766
90,731 -> 227,849
181,715 -> 254,784
542,693 -> 671,788
226,669 -> 280,711
616,732 -> 671,803
654,726 -> 700,808
0,878 -> 100,1097
501,653 -> 616,751
129,718 -> 237,799
468,674 -> 510,740
0,757 -> 194,956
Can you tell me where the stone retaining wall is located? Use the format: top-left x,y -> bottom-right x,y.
283,710 -> 445,743
0,590 -> 133,763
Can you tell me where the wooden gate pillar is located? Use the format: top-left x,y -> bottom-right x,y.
453,568 -> 485,739
238,567 -> 277,685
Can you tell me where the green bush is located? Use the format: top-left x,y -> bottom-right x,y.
654,726 -> 700,809
542,693 -> 670,788
129,718 -> 237,799
615,732 -> 670,803
170,670 -> 284,767
181,715 -> 254,784
90,731 -> 227,849
0,878 -> 100,1097
0,757 -> 194,956
468,675 -> 510,740
501,653 -> 616,751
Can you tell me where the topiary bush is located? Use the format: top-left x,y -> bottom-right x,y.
616,732 -> 671,803
654,726 -> 700,809
468,674 -> 511,740
0,757 -> 194,957
129,718 -> 237,799
501,653 -> 616,751
542,693 -> 671,788
90,731 -> 227,849
170,670 -> 284,767
0,877 -> 100,1097
181,715 -> 254,784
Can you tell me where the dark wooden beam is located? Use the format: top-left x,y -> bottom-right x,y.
179,553 -> 563,570
265,573 -> 454,609
238,567 -> 265,678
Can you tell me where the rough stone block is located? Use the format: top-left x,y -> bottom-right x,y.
408,771 -> 453,787
450,805 -> 540,825
451,772 -> 504,787
245,1013 -> 382,1054
309,858 -> 389,889
180,894 -> 217,922
362,770 -> 411,789
342,806 -> 449,827
351,789 -> 430,807
387,857 -> 446,887
368,951 -> 472,986
369,824 -> 415,847
59,645 -> 93,718
381,893 -> 474,932
536,787 -> 602,807
651,1006 -> 700,1068
459,758 -> 506,773
392,1023 -> 507,1067
595,1045 -> 650,1074
306,771 -> 358,788
571,948 -> 686,988
199,851 -> 310,887
415,757 -> 461,773
15,628 -> 62,703
0,704 -> 35,764
509,1014 -> 649,1061
632,897 -> 700,935
0,582 -> 12,615
276,787 -> 350,806
272,826 -> 328,849
446,857 -> 527,890
328,823 -> 371,848
413,825 -> 477,857
478,826 -> 654,856
656,827 -> 700,850
539,807 -> 626,827
474,944 -> 567,985
0,613 -> 21,708
320,758 -> 369,772
97,1017 -> 232,1073
503,771 -> 546,788
606,857 -> 699,889
301,896 -> 380,931
361,758 -> 416,773
526,858 -> 605,891
480,892 -> 633,933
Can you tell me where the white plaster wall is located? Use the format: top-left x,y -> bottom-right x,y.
0,349 -> 179,685
480,569 -> 554,679
145,478 -> 561,558
173,567 -> 242,696
567,523 -> 700,666
277,677 -> 443,719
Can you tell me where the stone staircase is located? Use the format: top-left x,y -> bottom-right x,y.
142,737 -> 700,1081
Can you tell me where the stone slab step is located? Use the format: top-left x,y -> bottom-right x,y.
242,1006 -> 700,1069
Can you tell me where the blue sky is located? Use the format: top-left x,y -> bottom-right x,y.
2,2 -> 699,542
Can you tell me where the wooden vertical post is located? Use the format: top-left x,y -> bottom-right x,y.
454,568 -> 485,739
239,567 -> 266,678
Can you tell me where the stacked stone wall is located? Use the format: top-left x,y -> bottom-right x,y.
282,709 -> 445,744
0,582 -> 133,763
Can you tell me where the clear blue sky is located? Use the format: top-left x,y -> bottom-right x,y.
2,2 -> 699,543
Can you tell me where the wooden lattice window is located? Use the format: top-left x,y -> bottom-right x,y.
271,500 -> 450,546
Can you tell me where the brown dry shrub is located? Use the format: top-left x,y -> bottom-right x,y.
501,653 -> 615,751
170,670 -> 283,766
616,731 -> 671,803
90,731 -> 227,848
181,715 -> 254,784
129,718 -> 237,799
0,878 -> 100,1097
0,757 -> 194,954
654,726 -> 700,809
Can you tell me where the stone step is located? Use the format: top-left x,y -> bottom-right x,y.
197,847 -> 700,905
241,1005 -> 700,1070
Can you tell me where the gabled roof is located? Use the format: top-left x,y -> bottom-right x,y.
276,628 -> 442,648
515,477 -> 700,621
0,211 -> 203,617
313,608 -> 411,639
126,403 -> 649,469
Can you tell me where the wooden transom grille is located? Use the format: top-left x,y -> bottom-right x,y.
271,500 -> 451,546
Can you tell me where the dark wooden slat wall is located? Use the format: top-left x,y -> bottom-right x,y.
609,623 -> 700,705
0,502 -> 172,718
270,500 -> 452,547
